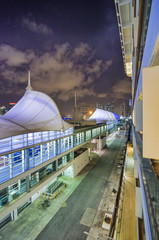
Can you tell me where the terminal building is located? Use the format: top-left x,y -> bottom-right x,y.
0,82 -> 119,227
115,0 -> 159,239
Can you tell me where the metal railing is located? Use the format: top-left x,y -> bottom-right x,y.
133,127 -> 159,240
41,183 -> 66,200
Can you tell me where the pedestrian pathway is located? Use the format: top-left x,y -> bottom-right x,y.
86,136 -> 125,240
119,144 -> 137,240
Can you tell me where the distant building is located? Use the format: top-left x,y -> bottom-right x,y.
96,103 -> 104,110
8,102 -> 16,110
124,98 -> 131,118
73,105 -> 95,121
119,99 -> 131,118
0,106 -> 6,115
96,102 -> 114,113
120,104 -> 124,117
106,102 -> 114,113
61,113 -> 66,119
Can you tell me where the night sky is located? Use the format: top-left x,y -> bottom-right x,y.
0,0 -> 131,115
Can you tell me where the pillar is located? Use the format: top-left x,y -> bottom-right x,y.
26,175 -> 30,193
11,208 -> 18,220
133,142 -> 138,179
9,153 -> 13,179
135,100 -> 143,131
98,136 -> 102,150
89,141 -> 92,161
135,187 -> 142,218
22,150 -> 25,172
56,159 -> 58,171
25,149 -> 29,170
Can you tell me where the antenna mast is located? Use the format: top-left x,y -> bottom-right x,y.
26,70 -> 33,90
28,70 -> 31,87
75,91 -> 77,107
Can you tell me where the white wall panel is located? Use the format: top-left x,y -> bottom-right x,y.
73,150 -> 89,177
135,100 -> 143,131
135,187 -> 142,218
63,165 -> 74,178
133,17 -> 139,48
143,66 -> 159,159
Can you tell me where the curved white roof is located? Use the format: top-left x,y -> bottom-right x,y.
0,87 -> 72,140
88,108 -> 116,123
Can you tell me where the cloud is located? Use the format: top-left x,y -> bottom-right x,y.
0,44 -> 34,67
112,78 -> 131,99
57,87 -> 96,101
22,18 -> 53,35
0,42 -> 112,102
73,42 -> 90,57
54,43 -> 70,61
105,60 -> 112,68
98,93 -> 107,98
85,59 -> 112,77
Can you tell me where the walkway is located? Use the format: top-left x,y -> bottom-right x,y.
119,144 -> 137,240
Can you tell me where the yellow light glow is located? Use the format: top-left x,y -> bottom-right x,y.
126,62 -> 132,77
89,111 -> 93,115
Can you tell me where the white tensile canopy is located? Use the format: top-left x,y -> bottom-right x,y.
88,108 -> 116,123
0,87 -> 72,140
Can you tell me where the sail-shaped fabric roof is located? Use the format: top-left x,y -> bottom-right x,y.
88,108 -> 119,123
0,87 -> 72,140
112,113 -> 120,120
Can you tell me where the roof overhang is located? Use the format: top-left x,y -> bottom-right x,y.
115,0 -> 132,77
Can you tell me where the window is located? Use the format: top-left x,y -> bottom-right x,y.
42,143 -> 49,162
28,133 -> 33,145
28,148 -> 34,169
34,146 -> 41,166
12,135 -> 24,150
46,163 -> 52,175
0,188 -> 8,208
12,151 -> 23,177
58,158 -> 62,167
49,141 -> 56,158
30,172 -> 39,187
52,161 -> 56,171
34,132 -> 42,144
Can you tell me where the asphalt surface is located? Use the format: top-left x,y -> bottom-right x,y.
36,135 -> 124,240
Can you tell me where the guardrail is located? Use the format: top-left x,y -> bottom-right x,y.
41,183 -> 66,200
108,128 -> 130,239
112,159 -> 127,240
133,126 -> 158,240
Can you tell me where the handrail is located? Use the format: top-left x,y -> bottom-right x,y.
133,126 -> 159,240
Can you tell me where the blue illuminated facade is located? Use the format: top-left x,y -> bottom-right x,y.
0,123 -> 117,210
0,128 -> 74,184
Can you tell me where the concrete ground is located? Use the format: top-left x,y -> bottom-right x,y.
0,131 -> 126,240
